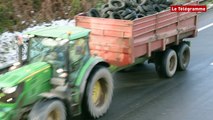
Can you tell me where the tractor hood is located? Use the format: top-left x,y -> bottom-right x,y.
0,62 -> 51,88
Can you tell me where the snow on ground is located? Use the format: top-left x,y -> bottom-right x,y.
0,19 -> 75,68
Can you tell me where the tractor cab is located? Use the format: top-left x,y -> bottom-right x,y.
22,26 -> 90,79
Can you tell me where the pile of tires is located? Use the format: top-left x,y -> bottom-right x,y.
87,0 -> 174,20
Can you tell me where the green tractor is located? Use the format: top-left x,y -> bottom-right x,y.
0,26 -> 114,120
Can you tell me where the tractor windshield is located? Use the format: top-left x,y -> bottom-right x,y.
28,37 -> 67,70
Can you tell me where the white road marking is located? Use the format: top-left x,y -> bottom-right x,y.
198,22 -> 213,32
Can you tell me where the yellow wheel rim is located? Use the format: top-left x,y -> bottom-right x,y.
47,109 -> 60,120
92,80 -> 102,105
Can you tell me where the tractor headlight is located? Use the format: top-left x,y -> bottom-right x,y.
0,83 -> 24,103
2,86 -> 18,94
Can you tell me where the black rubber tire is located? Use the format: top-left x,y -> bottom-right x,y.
159,0 -> 166,4
137,5 -> 146,14
147,0 -> 154,5
124,11 -> 137,20
88,8 -> 100,17
133,7 -> 140,13
124,0 -> 130,5
165,1 -> 173,6
146,11 -> 157,15
140,0 -> 148,5
176,43 -> 190,71
121,8 -> 132,16
153,4 -> 162,12
124,0 -> 134,7
151,0 -> 159,4
155,49 -> 178,78
154,0 -> 161,4
137,13 -> 145,18
28,100 -> 66,120
101,3 -> 109,9
102,13 -> 110,18
159,4 -> 169,9
83,67 -> 114,119
131,0 -> 139,6
142,4 -> 153,12
132,0 -> 140,4
109,12 -> 123,19
109,0 -> 126,10
118,9 -> 125,15
101,7 -> 112,17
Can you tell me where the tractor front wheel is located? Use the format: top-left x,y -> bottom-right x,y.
28,100 -> 66,120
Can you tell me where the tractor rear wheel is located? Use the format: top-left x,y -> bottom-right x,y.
83,66 -> 113,119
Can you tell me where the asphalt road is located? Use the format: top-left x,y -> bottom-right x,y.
78,9 -> 213,120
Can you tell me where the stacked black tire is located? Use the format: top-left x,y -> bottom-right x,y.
87,0 -> 174,20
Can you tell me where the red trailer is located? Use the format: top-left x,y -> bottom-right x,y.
75,1 -> 198,77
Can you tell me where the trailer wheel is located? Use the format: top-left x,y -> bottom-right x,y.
176,43 -> 190,71
83,67 -> 113,119
28,100 -> 66,120
156,49 -> 177,78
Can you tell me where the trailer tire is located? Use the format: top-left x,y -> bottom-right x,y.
83,67 -> 113,119
176,43 -> 190,71
156,49 -> 177,78
163,49 -> 177,77
28,100 -> 66,120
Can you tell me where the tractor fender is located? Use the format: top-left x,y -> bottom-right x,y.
79,57 -> 110,101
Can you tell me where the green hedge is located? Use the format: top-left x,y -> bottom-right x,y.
0,0 -> 15,33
